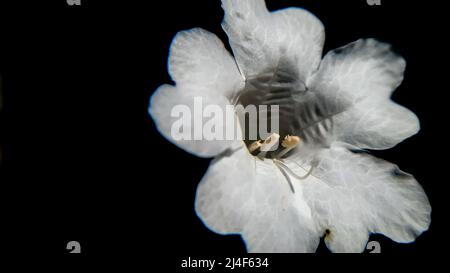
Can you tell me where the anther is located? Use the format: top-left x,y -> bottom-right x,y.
258,133 -> 280,158
277,135 -> 301,158
248,140 -> 262,153
260,133 -> 280,152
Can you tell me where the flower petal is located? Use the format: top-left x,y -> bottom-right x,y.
309,38 -> 419,150
288,145 -> 431,252
195,142 -> 320,252
222,0 -> 325,83
149,84 -> 239,157
169,28 -> 244,99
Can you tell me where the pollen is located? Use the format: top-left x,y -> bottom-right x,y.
277,135 -> 301,158
281,135 -> 301,149
248,140 -> 262,153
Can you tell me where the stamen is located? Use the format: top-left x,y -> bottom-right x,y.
273,160 -> 295,193
275,159 -> 317,180
260,133 -> 280,152
248,140 -> 262,153
276,135 -> 301,158
258,133 -> 280,158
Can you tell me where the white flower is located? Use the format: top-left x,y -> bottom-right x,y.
149,0 -> 431,253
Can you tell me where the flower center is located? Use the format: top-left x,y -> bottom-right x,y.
251,133 -> 317,193
235,63 -> 333,159
232,62 -> 324,191
247,133 -> 301,158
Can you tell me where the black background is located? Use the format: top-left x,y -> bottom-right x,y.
0,0 -> 447,269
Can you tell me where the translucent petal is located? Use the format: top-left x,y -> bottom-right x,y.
149,84 -> 239,157
169,28 -> 244,99
222,0 -> 325,83
195,142 -> 320,252
287,145 -> 431,252
310,38 -> 419,149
